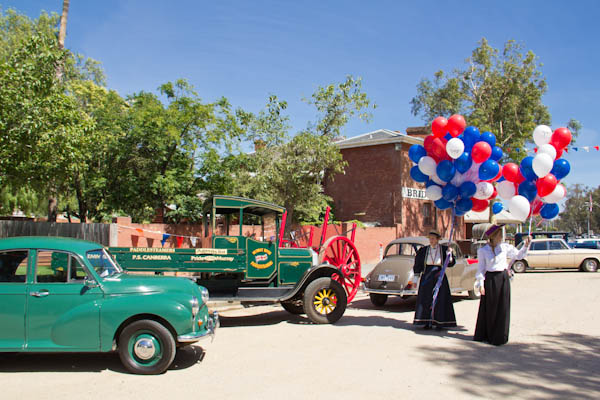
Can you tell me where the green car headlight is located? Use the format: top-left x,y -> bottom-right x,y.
191,296 -> 200,317
199,286 -> 209,305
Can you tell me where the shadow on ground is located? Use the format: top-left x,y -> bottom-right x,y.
0,345 -> 205,374
418,332 -> 600,399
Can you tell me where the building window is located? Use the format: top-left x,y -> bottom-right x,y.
423,203 -> 432,226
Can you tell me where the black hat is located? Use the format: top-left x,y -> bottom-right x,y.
428,230 -> 442,238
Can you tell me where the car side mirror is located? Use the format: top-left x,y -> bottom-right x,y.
84,277 -> 99,288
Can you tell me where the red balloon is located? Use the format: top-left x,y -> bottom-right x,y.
550,143 -> 564,160
431,117 -> 448,137
424,135 -> 435,154
471,141 -> 492,163
550,127 -> 572,149
515,171 -> 526,184
488,187 -> 498,200
431,137 -> 448,159
471,198 -> 489,212
502,163 -> 520,182
536,174 -> 558,197
531,199 -> 544,216
447,114 -> 466,137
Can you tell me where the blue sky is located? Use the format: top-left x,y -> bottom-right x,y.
6,0 -> 600,189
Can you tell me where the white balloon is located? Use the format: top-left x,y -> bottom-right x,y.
509,195 -> 531,222
532,153 -> 554,178
533,125 -> 553,147
497,180 -> 516,200
425,185 -> 443,201
537,144 -> 557,160
474,182 -> 494,200
418,156 -> 437,176
542,184 -> 566,204
446,138 -> 465,159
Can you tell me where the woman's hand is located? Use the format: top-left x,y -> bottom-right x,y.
524,235 -> 532,246
479,287 -> 485,296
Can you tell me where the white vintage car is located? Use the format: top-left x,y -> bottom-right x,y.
514,238 -> 600,273
362,237 -> 480,307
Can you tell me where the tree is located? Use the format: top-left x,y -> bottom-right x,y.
556,184 -> 599,235
222,75 -> 375,232
410,38 -> 574,161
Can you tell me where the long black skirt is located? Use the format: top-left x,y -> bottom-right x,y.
414,265 -> 457,327
474,270 -> 511,345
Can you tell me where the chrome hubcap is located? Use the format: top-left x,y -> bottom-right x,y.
134,338 -> 156,360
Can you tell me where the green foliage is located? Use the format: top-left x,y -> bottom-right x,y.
556,184 -> 600,235
411,38 -> 560,161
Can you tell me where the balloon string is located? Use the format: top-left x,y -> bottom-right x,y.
431,214 -> 456,322
528,214 -> 533,236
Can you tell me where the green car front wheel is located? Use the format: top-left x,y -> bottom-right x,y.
118,319 -> 176,375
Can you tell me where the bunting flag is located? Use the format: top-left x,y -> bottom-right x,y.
135,228 -> 144,235
176,236 -> 184,248
190,237 -> 197,247
161,233 -> 171,247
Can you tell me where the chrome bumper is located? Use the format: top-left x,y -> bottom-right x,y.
177,311 -> 219,343
361,283 -> 418,296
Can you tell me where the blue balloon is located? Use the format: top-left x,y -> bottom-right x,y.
456,197 -> 473,213
455,151 -> 472,173
444,133 -> 452,141
442,184 -> 459,202
454,207 -> 467,217
435,198 -> 453,210
426,180 -> 436,187
459,181 -> 477,198
520,156 -> 537,181
518,180 -> 537,202
409,144 -> 427,163
410,166 -> 429,183
540,203 -> 559,219
492,202 -> 504,215
462,126 -> 480,150
550,158 -> 571,180
490,146 -> 503,161
436,160 -> 456,182
481,131 -> 497,147
498,176 -> 506,182
479,159 -> 500,181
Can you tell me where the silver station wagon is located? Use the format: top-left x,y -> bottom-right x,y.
362,237 -> 480,306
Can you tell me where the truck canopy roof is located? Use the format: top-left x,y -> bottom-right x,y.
207,195 -> 285,216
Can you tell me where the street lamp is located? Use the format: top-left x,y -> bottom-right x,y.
583,201 -> 600,237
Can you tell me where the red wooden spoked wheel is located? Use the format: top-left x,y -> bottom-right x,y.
319,236 -> 361,302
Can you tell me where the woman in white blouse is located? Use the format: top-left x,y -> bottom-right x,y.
473,224 -> 531,345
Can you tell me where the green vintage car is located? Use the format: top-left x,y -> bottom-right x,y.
0,236 -> 218,375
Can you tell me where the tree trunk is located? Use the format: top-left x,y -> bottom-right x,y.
284,204 -> 294,237
48,0 -> 69,221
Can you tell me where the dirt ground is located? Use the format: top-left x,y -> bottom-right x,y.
1,270 -> 599,400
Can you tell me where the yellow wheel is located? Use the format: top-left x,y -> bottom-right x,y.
303,277 -> 347,324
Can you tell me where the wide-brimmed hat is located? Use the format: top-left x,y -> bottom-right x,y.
485,224 -> 505,238
428,230 -> 442,238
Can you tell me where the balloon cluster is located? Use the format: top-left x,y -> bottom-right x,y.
408,116 -> 571,222
497,125 -> 571,221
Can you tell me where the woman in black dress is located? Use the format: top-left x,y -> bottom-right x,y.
413,230 -> 456,330
473,224 -> 530,345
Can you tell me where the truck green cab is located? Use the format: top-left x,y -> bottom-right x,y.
0,236 -> 218,375
110,196 -> 356,324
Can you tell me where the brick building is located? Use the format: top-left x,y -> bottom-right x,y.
324,128 -> 464,239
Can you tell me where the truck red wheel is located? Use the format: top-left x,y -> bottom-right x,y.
319,236 -> 361,302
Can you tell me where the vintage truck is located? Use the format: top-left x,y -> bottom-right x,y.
110,196 -> 362,324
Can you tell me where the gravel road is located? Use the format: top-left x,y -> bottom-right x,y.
2,270 -> 599,400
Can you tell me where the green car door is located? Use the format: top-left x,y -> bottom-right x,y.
0,250 -> 30,349
26,249 -> 103,350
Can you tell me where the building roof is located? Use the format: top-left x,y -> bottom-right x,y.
334,129 -> 423,149
464,209 -> 523,224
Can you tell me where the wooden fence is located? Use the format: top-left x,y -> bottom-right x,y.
0,221 -> 118,246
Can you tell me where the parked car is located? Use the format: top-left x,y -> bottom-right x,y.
570,238 -> 600,249
362,237 -> 480,307
0,236 -> 218,375
513,238 -> 600,273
